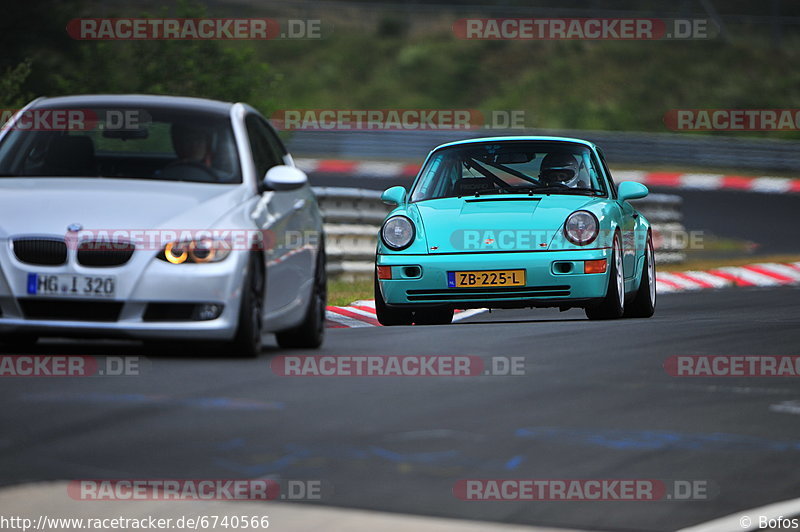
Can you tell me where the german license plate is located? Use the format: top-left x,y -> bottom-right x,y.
27,273 -> 116,298
448,269 -> 525,288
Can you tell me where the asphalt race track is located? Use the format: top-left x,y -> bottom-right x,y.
1,286 -> 800,531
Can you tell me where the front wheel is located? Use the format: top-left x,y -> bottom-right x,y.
585,233 -> 625,320
624,232 -> 656,318
227,253 -> 265,358
374,275 -> 413,326
276,244 -> 326,349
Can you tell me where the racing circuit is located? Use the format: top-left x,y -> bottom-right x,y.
0,164 -> 799,531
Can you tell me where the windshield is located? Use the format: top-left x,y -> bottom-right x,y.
410,141 -> 607,202
0,106 -> 241,184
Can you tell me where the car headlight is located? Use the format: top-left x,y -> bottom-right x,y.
158,238 -> 232,264
381,216 -> 415,251
564,211 -> 599,246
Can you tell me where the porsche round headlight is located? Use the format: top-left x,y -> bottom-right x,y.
381,216 -> 415,250
564,211 -> 599,246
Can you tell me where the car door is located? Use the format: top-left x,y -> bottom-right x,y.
245,114 -> 297,314
261,120 -> 318,289
598,150 -> 637,279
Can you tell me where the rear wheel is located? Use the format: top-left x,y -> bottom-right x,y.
374,275 -> 413,326
624,232 -> 656,318
275,244 -> 327,349
585,233 -> 625,320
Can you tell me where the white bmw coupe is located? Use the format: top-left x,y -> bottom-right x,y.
0,94 -> 326,356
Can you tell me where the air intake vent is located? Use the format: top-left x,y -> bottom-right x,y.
77,241 -> 135,267
18,299 -> 123,322
13,239 -> 67,266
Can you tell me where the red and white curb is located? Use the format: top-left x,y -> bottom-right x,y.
656,261 -> 800,293
326,301 -> 486,328
297,158 -> 800,195
325,262 -> 800,327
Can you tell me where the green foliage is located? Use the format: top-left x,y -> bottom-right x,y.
0,60 -> 33,108
52,1 -> 277,114
262,30 -> 800,138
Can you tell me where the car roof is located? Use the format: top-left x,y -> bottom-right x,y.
432,136 -> 598,152
29,94 -> 235,117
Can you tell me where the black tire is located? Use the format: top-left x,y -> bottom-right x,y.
413,308 -> 453,325
585,233 -> 625,320
275,244 -> 327,349
228,253 -> 265,358
624,232 -> 656,318
374,274 -> 413,326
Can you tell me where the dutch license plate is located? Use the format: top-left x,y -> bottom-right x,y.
26,273 -> 116,298
448,269 -> 525,288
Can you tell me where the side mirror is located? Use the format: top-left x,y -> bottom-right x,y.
264,165 -> 308,191
617,181 -> 649,202
381,186 -> 407,206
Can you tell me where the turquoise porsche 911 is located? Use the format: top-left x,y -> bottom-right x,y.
374,136 -> 656,325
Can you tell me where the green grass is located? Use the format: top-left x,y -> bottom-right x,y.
327,278 -> 373,307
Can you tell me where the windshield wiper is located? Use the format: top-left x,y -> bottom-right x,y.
464,187 -> 503,197
515,186 -> 604,196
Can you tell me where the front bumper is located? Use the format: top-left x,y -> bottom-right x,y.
377,249 -> 611,310
0,248 -> 248,340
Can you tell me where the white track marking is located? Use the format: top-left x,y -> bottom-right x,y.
751,177 -> 794,193
679,174 -> 724,189
452,308 -> 489,321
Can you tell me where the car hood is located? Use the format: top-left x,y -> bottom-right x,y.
0,178 -> 251,239
413,194 -> 597,253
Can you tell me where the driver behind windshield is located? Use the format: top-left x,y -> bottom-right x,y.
158,124 -> 217,182
538,151 -> 583,188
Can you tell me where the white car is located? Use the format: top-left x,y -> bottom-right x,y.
0,94 -> 326,356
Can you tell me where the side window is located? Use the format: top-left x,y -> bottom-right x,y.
260,118 -> 289,165
246,114 -> 284,180
597,150 -> 617,199
245,115 -> 271,180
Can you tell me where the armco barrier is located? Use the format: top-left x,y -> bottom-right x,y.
312,186 -> 686,278
288,129 -> 800,173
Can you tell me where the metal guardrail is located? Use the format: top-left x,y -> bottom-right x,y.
288,130 -> 800,173
312,186 -> 686,278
